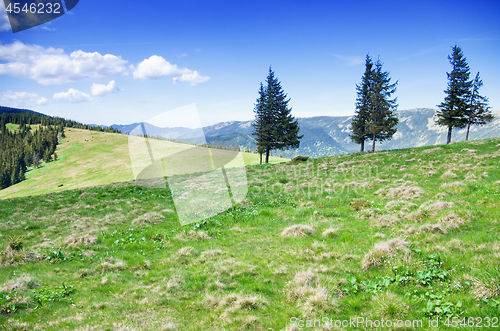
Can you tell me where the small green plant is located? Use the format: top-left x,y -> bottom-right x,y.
417,253 -> 449,285
391,266 -> 412,284
343,275 -> 359,294
32,283 -> 75,306
481,298 -> 500,308
45,250 -> 66,263
361,279 -> 384,294
421,292 -> 462,317
8,235 -> 24,251
0,291 -> 17,315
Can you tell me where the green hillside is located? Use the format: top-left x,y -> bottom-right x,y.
0,138 -> 499,330
0,128 -> 286,199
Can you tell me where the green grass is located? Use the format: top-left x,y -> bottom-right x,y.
0,138 -> 499,330
5,124 -> 19,132
0,128 -> 287,199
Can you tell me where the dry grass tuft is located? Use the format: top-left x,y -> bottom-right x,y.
439,212 -> 466,228
449,239 -> 464,251
442,169 -> 458,178
426,170 -> 436,177
166,274 -> 185,293
300,287 -> 336,317
495,181 -> 500,186
286,270 -> 337,317
132,212 -> 165,224
281,224 -> 316,237
427,201 -> 454,211
212,258 -> 256,279
201,249 -> 223,258
197,249 -> 223,264
370,292 -> 409,319
0,275 -> 39,293
418,223 -> 447,234
471,270 -> 500,299
99,258 -> 126,273
371,215 -> 400,228
461,148 -> 477,154
127,209 -> 141,215
349,200 -> 370,210
362,239 -> 410,270
441,181 -> 464,189
385,200 -> 402,210
64,234 -> 98,247
175,247 -> 199,261
322,228 -> 338,237
0,246 -> 40,267
188,230 -> 213,240
386,185 -> 425,199
293,269 -> 320,288
423,147 -> 443,153
203,293 -> 268,318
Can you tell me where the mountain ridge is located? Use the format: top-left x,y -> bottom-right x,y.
111,108 -> 500,157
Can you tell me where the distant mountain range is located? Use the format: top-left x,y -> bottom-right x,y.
111,108 -> 500,158
2,105 -> 498,158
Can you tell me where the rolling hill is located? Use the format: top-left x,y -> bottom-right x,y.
0,128 -> 287,199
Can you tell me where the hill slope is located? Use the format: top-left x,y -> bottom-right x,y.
0,128 -> 286,199
0,138 -> 499,329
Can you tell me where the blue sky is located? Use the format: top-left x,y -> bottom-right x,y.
0,0 -> 499,127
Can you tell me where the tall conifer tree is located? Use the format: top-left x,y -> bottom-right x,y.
464,72 -> 493,141
252,68 -> 302,163
436,45 -> 472,144
350,55 -> 374,152
367,59 -> 399,153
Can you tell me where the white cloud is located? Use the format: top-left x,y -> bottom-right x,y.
0,91 -> 48,107
133,55 -> 210,86
53,88 -> 92,103
91,80 -> 121,96
0,5 -> 10,32
173,71 -> 210,86
334,55 -> 364,66
0,41 -> 128,85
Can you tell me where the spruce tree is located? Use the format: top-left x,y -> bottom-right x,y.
252,83 -> 273,164
252,67 -> 302,163
464,72 -> 493,141
436,45 -> 472,144
367,59 -> 399,153
350,55 -> 374,152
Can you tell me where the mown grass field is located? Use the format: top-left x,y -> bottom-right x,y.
0,128 -> 286,199
0,137 -> 499,330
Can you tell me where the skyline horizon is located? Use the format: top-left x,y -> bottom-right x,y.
2,104 -> 500,129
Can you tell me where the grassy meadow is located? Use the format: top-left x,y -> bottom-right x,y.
0,128 -> 286,199
0,136 -> 499,330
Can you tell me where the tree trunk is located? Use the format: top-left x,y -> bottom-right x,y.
265,149 -> 270,164
371,134 -> 376,153
259,153 -> 262,164
465,122 -> 471,141
447,127 -> 452,144
360,138 -> 365,152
